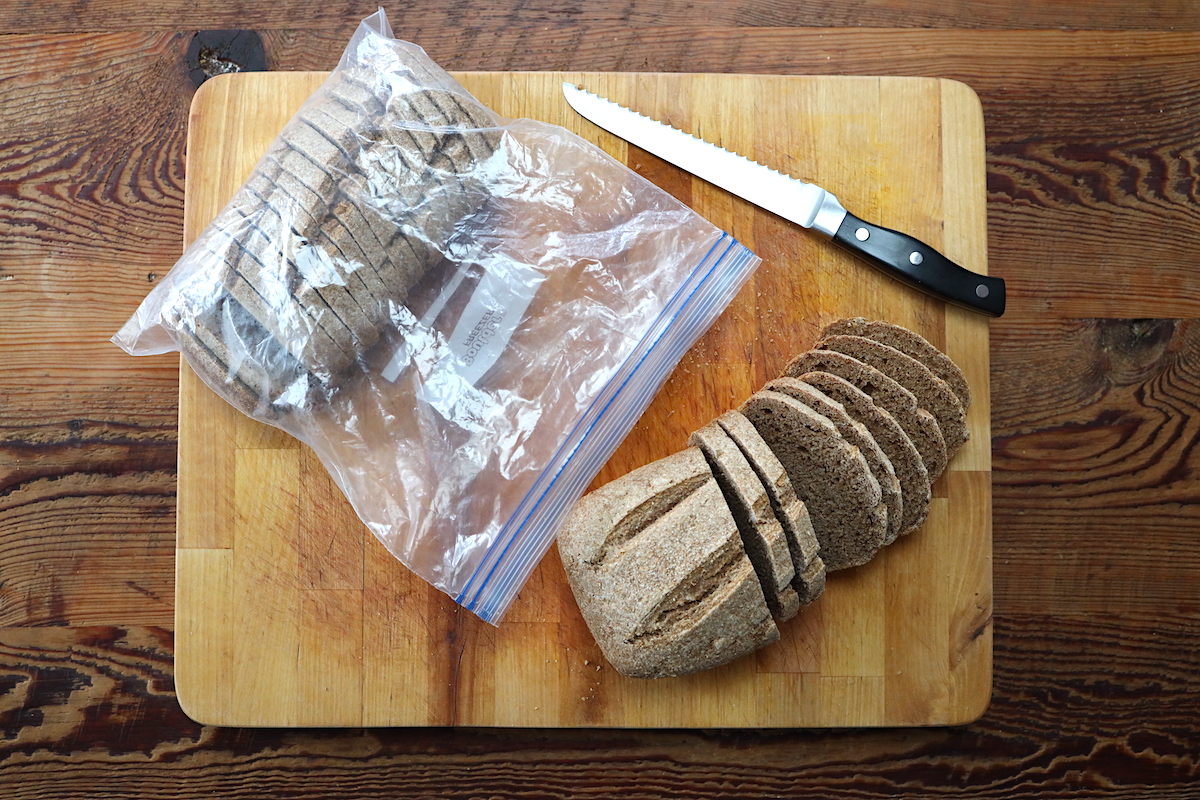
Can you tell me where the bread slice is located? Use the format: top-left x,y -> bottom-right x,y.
557,448 -> 778,678
690,422 -> 800,621
820,317 -> 972,408
165,287 -> 310,422
816,335 -> 968,456
764,377 -> 904,544
798,371 -> 930,537
784,349 -> 948,481
741,391 -> 885,571
714,411 -> 826,605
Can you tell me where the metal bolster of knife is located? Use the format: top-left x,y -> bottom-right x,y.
810,191 -> 848,238
831,212 -> 1007,317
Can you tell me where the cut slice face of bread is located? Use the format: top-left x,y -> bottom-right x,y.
714,411 -> 826,606
690,422 -> 800,621
741,391 -> 885,571
764,377 -> 904,545
557,447 -> 779,678
820,317 -> 972,408
784,349 -> 948,481
816,334 -> 968,456
798,371 -> 930,537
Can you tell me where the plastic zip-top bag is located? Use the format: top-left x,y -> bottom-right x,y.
114,9 -> 760,623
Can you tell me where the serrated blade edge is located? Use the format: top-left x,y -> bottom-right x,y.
562,83 -> 843,233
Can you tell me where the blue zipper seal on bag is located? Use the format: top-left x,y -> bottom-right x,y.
457,232 -> 760,623
457,233 -> 757,622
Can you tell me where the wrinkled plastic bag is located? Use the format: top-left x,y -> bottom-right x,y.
114,9 -> 760,623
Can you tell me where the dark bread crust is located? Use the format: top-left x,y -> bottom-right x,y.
816,334 -> 968,457
819,317 -> 972,408
784,349 -> 948,481
798,370 -> 931,537
741,390 -> 885,572
765,376 -> 903,545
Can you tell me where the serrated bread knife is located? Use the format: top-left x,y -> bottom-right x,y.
562,83 -> 1005,317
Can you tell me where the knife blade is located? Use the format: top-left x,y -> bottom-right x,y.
562,83 -> 1005,317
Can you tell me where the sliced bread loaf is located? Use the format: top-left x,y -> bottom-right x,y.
765,377 -> 903,545
691,421 -> 801,620
714,410 -> 826,606
815,334 -> 968,456
820,317 -> 972,408
784,349 -> 949,480
798,371 -> 930,537
741,391 -> 885,571
557,447 -> 778,678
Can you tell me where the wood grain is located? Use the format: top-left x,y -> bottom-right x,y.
0,614 -> 1196,797
174,71 -> 991,728
1,1 -> 1199,795
252,27 -> 1200,321
2,0 -> 1200,32
991,317 -> 1200,616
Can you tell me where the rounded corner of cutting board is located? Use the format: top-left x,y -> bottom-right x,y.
189,71 -> 232,114
173,667 -> 232,728
938,77 -> 985,112
948,678 -> 994,727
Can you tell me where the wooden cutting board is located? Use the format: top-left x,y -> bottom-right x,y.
175,71 -> 993,728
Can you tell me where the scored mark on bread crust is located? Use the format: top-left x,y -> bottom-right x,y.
628,545 -> 745,643
591,472 -> 709,567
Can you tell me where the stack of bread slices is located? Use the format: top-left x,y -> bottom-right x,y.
168,66 -> 502,421
557,318 -> 973,678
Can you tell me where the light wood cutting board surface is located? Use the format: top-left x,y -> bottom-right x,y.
175,71 -> 992,728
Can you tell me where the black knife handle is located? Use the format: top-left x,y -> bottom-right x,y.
831,212 -> 1006,317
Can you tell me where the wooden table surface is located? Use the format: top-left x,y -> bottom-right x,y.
1,2 -> 1197,797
